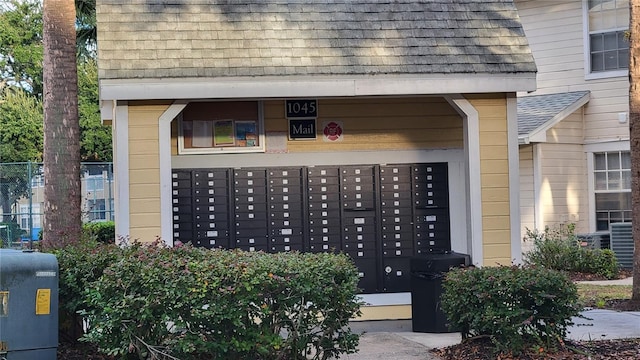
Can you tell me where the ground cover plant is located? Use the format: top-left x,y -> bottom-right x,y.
54,240 -> 363,360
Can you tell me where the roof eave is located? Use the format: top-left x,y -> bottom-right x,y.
99,73 -> 537,102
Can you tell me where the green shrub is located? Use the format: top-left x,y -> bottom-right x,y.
441,265 -> 581,356
0,222 -> 23,247
82,221 -> 115,243
523,225 -> 619,279
79,243 -> 362,360
52,238 -> 125,341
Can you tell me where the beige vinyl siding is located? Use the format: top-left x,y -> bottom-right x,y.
263,97 -> 463,152
545,111 -> 584,144
515,0 -> 629,143
537,142 -> 588,234
468,95 -> 512,266
516,1 -> 584,90
128,105 -> 169,242
171,97 -> 464,153
519,144 -> 535,253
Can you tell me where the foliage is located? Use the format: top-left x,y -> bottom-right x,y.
52,237 -> 124,341
57,242 -> 361,360
0,0 -> 43,95
82,221 -> 115,243
0,87 -> 43,221
0,87 -> 43,162
0,221 -> 23,247
441,265 -> 582,356
523,225 -> 619,279
75,0 -> 97,60
78,59 -> 112,161
0,0 -> 111,162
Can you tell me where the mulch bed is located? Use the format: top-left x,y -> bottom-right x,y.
432,337 -> 640,360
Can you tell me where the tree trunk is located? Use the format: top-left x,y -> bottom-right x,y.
630,0 -> 640,300
42,0 -> 81,248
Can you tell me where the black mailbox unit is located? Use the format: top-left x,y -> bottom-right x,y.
171,162 -> 455,295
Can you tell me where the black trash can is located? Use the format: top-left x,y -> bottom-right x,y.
410,252 -> 469,333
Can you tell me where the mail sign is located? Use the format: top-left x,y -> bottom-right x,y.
289,119 -> 317,140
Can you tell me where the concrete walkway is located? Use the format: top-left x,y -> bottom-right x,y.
341,277 -> 638,360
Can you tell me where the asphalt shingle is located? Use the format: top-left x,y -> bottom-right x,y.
517,91 -> 591,136
96,0 -> 537,80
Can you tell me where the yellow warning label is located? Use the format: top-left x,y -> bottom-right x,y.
0,291 -> 7,317
35,289 -> 51,315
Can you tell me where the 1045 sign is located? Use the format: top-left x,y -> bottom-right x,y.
285,99 -> 317,118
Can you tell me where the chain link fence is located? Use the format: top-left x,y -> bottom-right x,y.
0,162 -> 114,247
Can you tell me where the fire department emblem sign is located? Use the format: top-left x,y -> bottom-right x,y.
322,121 -> 343,142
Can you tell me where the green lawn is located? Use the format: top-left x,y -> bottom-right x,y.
576,283 -> 632,308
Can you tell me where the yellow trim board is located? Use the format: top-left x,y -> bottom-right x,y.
352,305 -> 412,321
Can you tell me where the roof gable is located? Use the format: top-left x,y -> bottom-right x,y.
96,0 -> 537,80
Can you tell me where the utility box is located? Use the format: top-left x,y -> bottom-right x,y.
0,249 -> 58,360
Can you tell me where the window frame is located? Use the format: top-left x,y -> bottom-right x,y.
87,198 -> 107,222
583,0 -> 629,80
586,143 -> 631,232
177,101 -> 266,155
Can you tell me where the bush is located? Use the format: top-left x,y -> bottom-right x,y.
77,243 -> 362,360
441,265 -> 582,356
523,225 -> 619,279
0,221 -> 23,247
82,221 -> 115,243
53,238 -> 125,341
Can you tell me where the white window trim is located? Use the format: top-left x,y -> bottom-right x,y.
177,101 -> 266,155
582,0 -> 629,80
585,141 -> 630,232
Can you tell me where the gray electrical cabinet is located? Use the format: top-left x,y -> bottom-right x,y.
0,249 -> 58,360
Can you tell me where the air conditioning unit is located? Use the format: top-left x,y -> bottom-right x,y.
609,222 -> 634,269
577,231 -> 610,249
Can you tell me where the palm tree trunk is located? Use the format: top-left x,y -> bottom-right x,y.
629,0 -> 640,300
42,0 -> 81,247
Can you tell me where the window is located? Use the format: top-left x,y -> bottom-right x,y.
31,174 -> 44,188
19,205 -> 29,230
587,0 -> 629,74
594,151 -> 631,230
86,175 -> 104,192
87,199 -> 106,221
18,204 -> 41,230
178,101 -> 264,154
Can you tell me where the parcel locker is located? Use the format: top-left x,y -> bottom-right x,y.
353,258 -> 378,293
382,258 -> 411,292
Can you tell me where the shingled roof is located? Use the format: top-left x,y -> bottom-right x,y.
96,0 -> 536,80
517,91 -> 590,143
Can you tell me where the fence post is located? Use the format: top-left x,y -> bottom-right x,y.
27,161 -> 33,249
